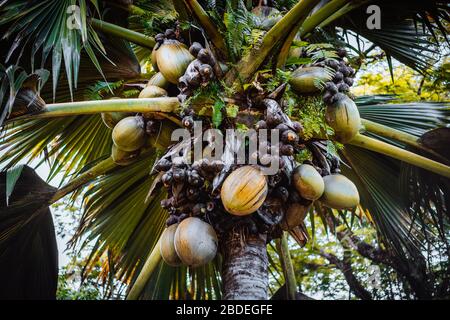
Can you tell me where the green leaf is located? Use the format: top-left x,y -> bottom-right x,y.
5,164 -> 24,206
212,100 -> 224,128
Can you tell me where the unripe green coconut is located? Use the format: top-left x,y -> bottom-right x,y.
111,144 -> 139,166
147,72 -> 170,89
320,174 -> 360,209
138,85 -> 167,99
112,116 -> 146,152
102,112 -> 131,129
155,40 -> 194,84
326,94 -> 361,143
160,224 -> 183,267
290,67 -> 332,94
174,217 -> 218,267
293,164 -> 325,200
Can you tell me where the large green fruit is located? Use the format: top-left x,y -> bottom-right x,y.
320,174 -> 360,209
112,116 -> 146,152
289,67 -> 332,94
221,166 -> 268,216
326,94 -> 361,143
293,164 -> 325,200
174,217 -> 218,267
138,85 -> 167,98
155,40 -> 194,84
147,72 -> 170,89
160,224 -> 183,267
111,144 -> 139,166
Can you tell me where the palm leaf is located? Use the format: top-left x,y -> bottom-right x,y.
0,165 -> 58,299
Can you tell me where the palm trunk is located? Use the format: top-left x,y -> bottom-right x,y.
222,230 -> 268,300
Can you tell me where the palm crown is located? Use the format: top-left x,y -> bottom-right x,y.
0,0 -> 449,300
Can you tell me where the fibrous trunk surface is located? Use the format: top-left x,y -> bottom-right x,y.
222,231 -> 268,300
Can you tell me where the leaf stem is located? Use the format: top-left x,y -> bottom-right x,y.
7,98 -> 180,122
126,238 -> 162,300
91,18 -> 156,49
50,157 -> 117,204
361,119 -> 448,163
183,0 -> 228,58
349,134 -> 450,178
225,0 -> 321,86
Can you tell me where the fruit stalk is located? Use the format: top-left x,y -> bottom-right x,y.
127,238 -> 163,300
182,0 -> 228,58
277,232 -> 297,300
7,98 -> 180,122
361,118 -> 447,163
91,18 -> 156,49
349,134 -> 450,178
225,0 -> 321,85
51,157 -> 117,204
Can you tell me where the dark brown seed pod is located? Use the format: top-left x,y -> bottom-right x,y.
326,59 -> 340,70
324,81 -> 338,94
155,33 -> 165,43
323,92 -> 335,105
206,201 -> 215,212
161,198 -> 172,209
275,123 -> 289,132
155,158 -> 172,172
164,28 -> 176,39
282,130 -> 299,144
192,203 -> 207,216
280,144 -> 294,156
162,171 -> 173,187
275,186 -> 289,202
255,120 -> 267,130
337,48 -> 347,57
339,66 -> 350,77
337,82 -> 350,92
344,77 -> 354,86
172,168 -> 186,183
182,116 -> 194,129
186,187 -> 200,201
199,64 -> 213,82
166,215 -> 178,226
291,121 -> 304,134
189,42 -> 203,56
187,170 -> 203,186
197,49 -> 213,64
333,71 -> 344,83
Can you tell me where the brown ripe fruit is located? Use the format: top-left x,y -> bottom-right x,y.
138,85 -> 167,98
320,174 -> 360,209
160,224 -> 183,267
293,164 -> 325,201
325,94 -> 361,143
174,217 -> 218,267
221,166 -> 268,216
112,116 -> 146,152
280,203 -> 311,231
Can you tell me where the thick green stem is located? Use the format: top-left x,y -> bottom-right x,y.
127,238 -> 162,300
7,98 -> 180,122
51,157 -> 117,204
91,18 -> 155,49
361,119 -> 448,163
183,0 -> 228,58
276,232 -> 297,300
349,134 -> 450,179
225,0 -> 321,86
299,0 -> 359,37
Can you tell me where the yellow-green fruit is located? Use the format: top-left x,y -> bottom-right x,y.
112,116 -> 145,152
138,85 -> 167,99
293,164 -> 325,200
221,166 -> 268,216
155,40 -> 195,84
147,72 -> 170,89
280,202 -> 311,231
289,66 -> 332,94
111,144 -> 139,166
174,217 -> 218,267
160,224 -> 183,267
326,95 -> 361,143
151,47 -> 159,71
101,112 -> 131,129
320,174 -> 360,209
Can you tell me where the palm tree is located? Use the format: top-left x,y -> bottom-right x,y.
0,0 -> 449,300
